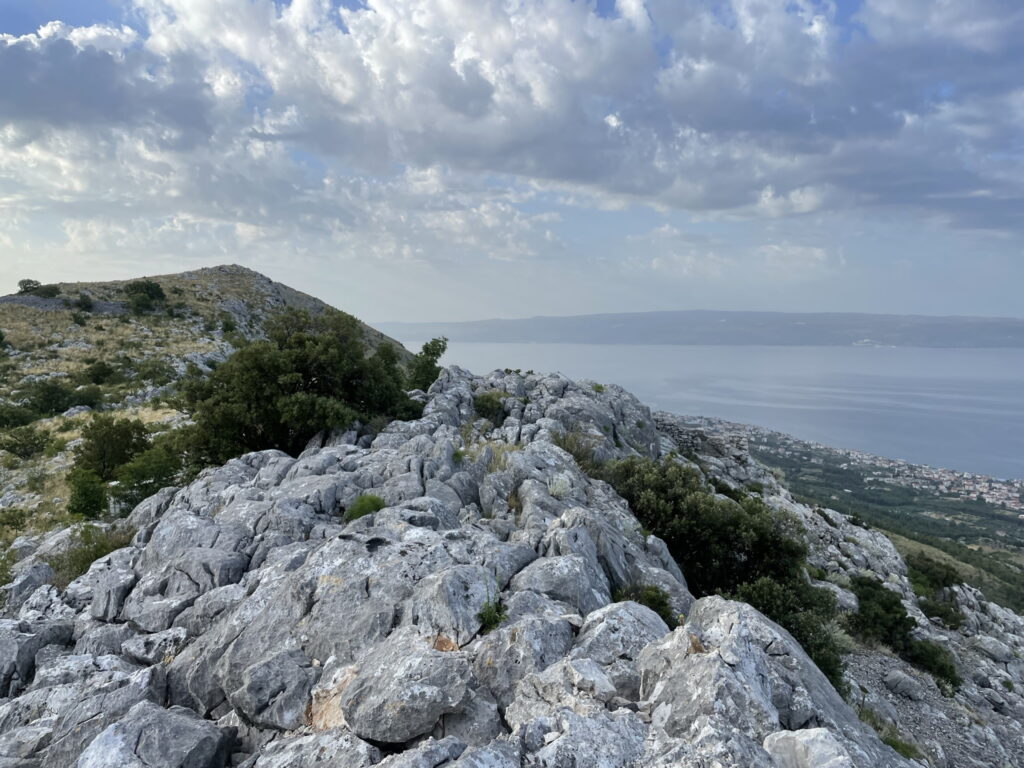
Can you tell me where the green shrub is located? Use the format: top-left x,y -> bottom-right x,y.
848,577 -> 915,648
132,358 -> 176,385
0,425 -> 49,459
80,360 -> 118,385
128,293 -> 155,315
614,584 -> 677,628
71,312 -> 87,326
113,436 -> 183,509
75,415 -> 149,481
407,337 -> 448,391
124,280 -> 166,302
1001,679 -> 1014,692
473,390 -> 505,425
452,449 -> 465,464
31,284 -> 60,298
180,309 -> 422,463
906,552 -> 961,595
21,379 -> 102,416
221,316 -> 237,333
344,494 -> 385,521
918,596 -> 963,629
0,404 -> 36,429
591,383 -> 605,393
849,576 -> 961,689
593,455 -> 843,690
75,292 -> 94,311
857,706 -> 922,759
903,639 -> 961,689
477,598 -> 507,634
67,469 -> 108,519
46,524 -> 133,588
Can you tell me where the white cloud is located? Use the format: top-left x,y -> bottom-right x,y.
0,0 -> 1021,314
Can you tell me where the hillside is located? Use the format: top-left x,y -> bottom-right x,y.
0,265 -> 411,540
379,309 -> 1024,348
0,366 -> 1022,767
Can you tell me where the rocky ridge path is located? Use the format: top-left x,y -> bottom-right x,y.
0,367 -> 1020,766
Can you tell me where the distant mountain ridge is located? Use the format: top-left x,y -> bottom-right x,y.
379,309 -> 1024,348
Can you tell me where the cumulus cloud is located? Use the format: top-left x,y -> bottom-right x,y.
0,0 -> 1021,314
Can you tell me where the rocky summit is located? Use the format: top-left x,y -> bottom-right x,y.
1,366 -> 1023,767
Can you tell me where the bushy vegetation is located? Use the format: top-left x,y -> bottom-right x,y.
857,706 -> 922,760
477,597 -> 507,633
849,576 -> 961,690
67,469 -> 108,518
613,584 -> 678,628
906,551 -> 963,628
473,390 -> 506,425
75,415 -> 149,481
124,280 -> 166,315
407,337 -> 448,391
179,309 -> 425,463
344,494 -> 385,521
0,425 -> 50,459
584,454 -> 844,690
18,378 -> 102,417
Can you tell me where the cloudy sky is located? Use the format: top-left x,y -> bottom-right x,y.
0,0 -> 1021,322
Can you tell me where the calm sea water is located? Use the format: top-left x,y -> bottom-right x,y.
397,341 -> 1024,480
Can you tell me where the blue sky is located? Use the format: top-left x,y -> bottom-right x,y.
0,1 -> 1021,321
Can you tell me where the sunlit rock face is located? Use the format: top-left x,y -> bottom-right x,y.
2,366 -> 1021,767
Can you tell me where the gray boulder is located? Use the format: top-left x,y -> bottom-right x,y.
339,628 -> 471,743
74,701 -> 231,768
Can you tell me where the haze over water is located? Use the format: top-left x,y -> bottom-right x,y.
397,341 -> 1024,481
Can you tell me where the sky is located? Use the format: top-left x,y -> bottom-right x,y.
0,0 -> 1021,322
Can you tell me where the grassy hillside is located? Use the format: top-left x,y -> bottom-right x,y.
0,265 -> 412,552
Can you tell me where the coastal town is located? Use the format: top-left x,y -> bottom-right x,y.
680,416 -> 1024,515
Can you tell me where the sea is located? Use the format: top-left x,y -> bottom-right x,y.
393,341 -> 1024,480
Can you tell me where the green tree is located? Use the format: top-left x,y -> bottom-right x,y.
181,308 -> 421,463
17,279 -> 41,294
408,337 -> 448,391
74,415 -> 149,481
113,436 -> 183,508
67,469 -> 108,519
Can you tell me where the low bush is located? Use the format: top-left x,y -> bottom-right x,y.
0,425 -> 50,459
473,390 -> 505,425
344,494 -> 385,521
613,584 -> 677,628
0,404 -> 36,429
592,455 -> 843,690
903,639 -> 961,689
75,292 -> 94,311
46,524 -> 134,588
477,598 -> 507,634
124,280 -> 166,302
67,469 -> 108,519
80,360 -> 119,385
20,379 -> 102,416
848,575 -> 961,689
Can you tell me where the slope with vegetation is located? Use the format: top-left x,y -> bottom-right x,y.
0,265 -> 443,569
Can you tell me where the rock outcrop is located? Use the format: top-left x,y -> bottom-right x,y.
0,367 -> 1020,766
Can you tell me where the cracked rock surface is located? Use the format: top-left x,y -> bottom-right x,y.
0,367 -> 1017,766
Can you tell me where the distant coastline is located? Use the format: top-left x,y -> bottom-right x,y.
379,309 -> 1024,349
